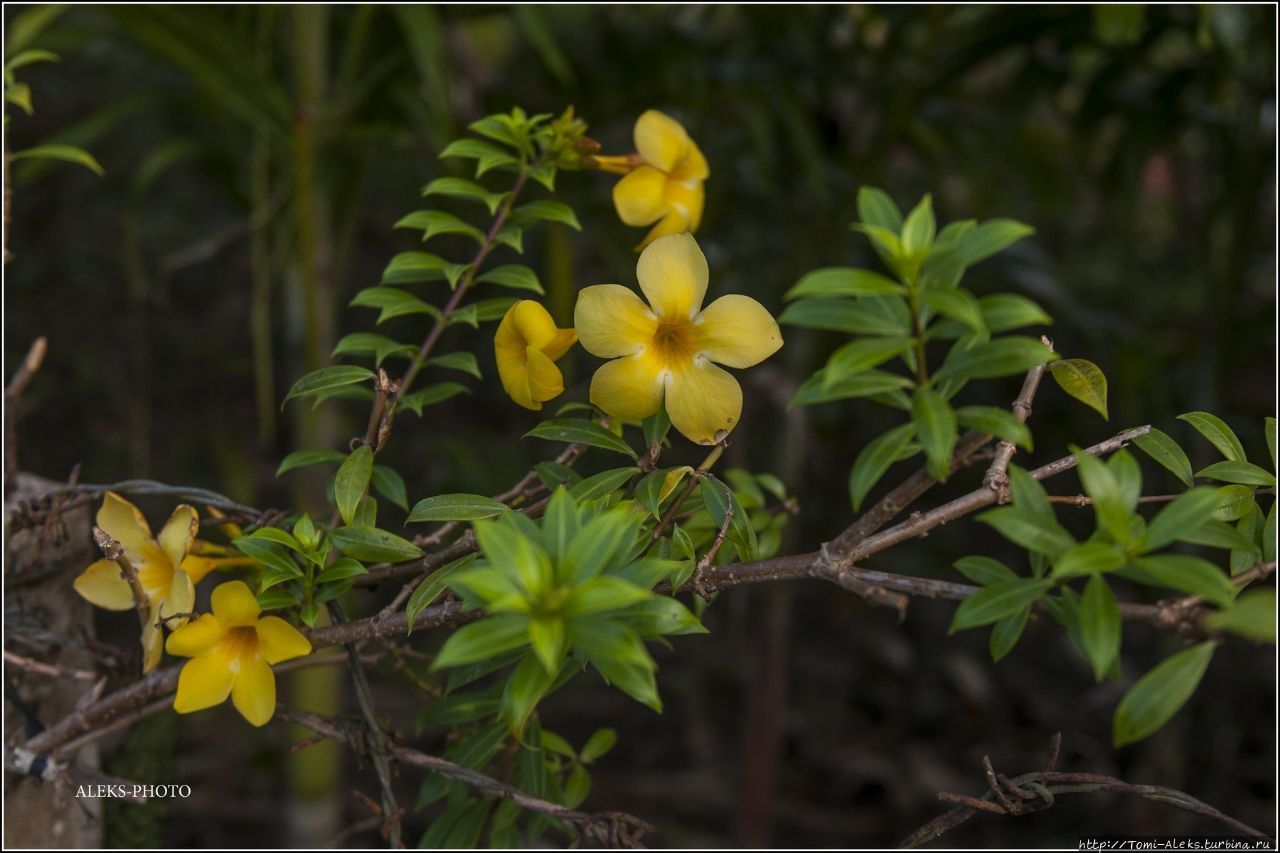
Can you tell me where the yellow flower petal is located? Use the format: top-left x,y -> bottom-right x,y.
496,348 -> 536,410
73,558 -> 135,611
210,580 -> 261,627
173,654 -> 234,714
180,553 -> 256,585
159,569 -> 195,629
634,109 -> 689,173
665,361 -> 743,444
525,347 -> 565,407
166,614 -> 224,657
141,608 -> 165,673
612,165 -> 668,226
665,178 -> 705,231
541,328 -> 578,361
574,284 -> 657,358
695,294 -> 784,368
675,138 -> 709,182
589,352 -> 665,422
637,208 -> 693,251
508,300 -> 559,350
256,616 -> 312,665
96,491 -> 153,561
157,505 -> 198,571
231,659 -> 276,727
636,233 -> 708,318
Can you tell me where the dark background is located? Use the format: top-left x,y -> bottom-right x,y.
5,4 -> 1275,848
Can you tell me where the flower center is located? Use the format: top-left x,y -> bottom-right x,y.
221,626 -> 261,670
650,317 -> 697,367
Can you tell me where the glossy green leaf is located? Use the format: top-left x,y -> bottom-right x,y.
934,336 -> 1057,382
1080,574 -> 1121,681
954,406 -> 1032,450
1178,411 -> 1246,462
953,555 -> 1017,585
329,526 -> 423,562
912,387 -> 957,482
334,446 -> 374,526
525,418 -> 637,458
476,264 -> 543,293
282,366 -> 374,408
276,448 -> 346,476
949,578 -> 1053,632
407,493 -> 508,523
1113,642 -> 1215,746
1146,487 -> 1224,550
1132,428 -> 1194,488
1195,461 -> 1275,487
784,267 -> 903,300
848,422 -> 916,511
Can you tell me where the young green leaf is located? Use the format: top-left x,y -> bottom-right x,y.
784,267 -> 903,300
900,194 -> 935,257
954,406 -> 1032,450
949,578 -> 1053,632
475,264 -> 544,293
856,186 -> 903,232
848,423 -> 916,511
334,446 -> 374,526
1132,428 -> 1195,488
276,448 -> 346,476
912,387 -> 957,482
1113,642 -> 1215,746
1049,359 -> 1108,420
1080,574 -> 1121,682
283,366 -> 374,408
433,614 -> 531,670
933,336 -> 1057,383
1177,412 -> 1246,462
990,606 -> 1030,662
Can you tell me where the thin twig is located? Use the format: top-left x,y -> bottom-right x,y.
5,335 -> 48,485
982,336 -> 1052,502
92,526 -> 150,629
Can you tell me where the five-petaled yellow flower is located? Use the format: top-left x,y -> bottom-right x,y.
166,580 -> 311,727
594,110 -> 708,251
574,233 -> 782,444
73,492 -> 204,672
495,300 -> 577,410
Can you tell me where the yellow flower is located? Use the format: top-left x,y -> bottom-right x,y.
73,492 -> 201,672
594,110 -> 708,251
495,300 -> 577,411
166,580 -> 311,727
574,233 -> 782,444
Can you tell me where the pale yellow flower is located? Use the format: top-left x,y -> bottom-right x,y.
574,233 -> 782,444
594,110 -> 708,251
495,300 -> 577,410
73,492 -> 201,672
166,580 -> 311,727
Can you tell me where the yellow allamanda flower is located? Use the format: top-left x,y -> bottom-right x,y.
495,300 -> 577,410
73,492 -> 203,672
574,233 -> 782,444
166,580 -> 311,727
594,110 -> 708,251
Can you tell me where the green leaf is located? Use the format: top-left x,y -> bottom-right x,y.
398,382 -> 470,416
1267,417 -> 1277,472
329,526 -> 423,563
1048,359 -> 1109,420
394,209 -> 484,244
433,614 -> 531,669
1080,574 -> 1121,682
315,557 -> 368,584
540,487 -> 579,563
476,264 -> 543,293
848,423 -> 916,511
529,617 -> 566,673
856,186 -> 902,232
334,446 -> 374,526
499,653 -> 558,735
525,418 -> 637,458
349,287 -> 440,324
625,596 -> 707,636
778,296 -> 911,336
379,251 -> 452,286
954,406 -> 1032,450
406,554 -> 478,631
1074,451 -> 1133,544
912,387 -> 957,482
332,332 -> 416,366
990,606 -> 1030,662
1210,484 -> 1256,521
276,448 -> 346,476
1146,487 -> 1225,551
923,288 -> 986,336
439,138 -> 518,176
642,403 -> 671,449
823,338 -> 913,387
10,144 -> 104,176
1195,461 -> 1275,487
979,507 -> 1075,559
422,176 -> 504,214
953,555 -> 1017,586
418,685 -> 502,726
1178,412 -> 1246,462
784,267 -> 903,300
900,194 -> 935,256
790,369 -> 914,408
580,728 -> 618,763
1176,518 -> 1260,554
511,200 -> 581,231
282,366 -> 374,408
948,219 -> 1035,267
566,576 -> 652,617
977,294 -> 1053,332
563,508 -> 643,585
1052,542 -> 1127,579
570,619 -> 660,711
949,578 -> 1054,632
233,537 -> 302,580
1133,428 -> 1195,488
370,465 -> 408,511
244,526 -> 304,553
1130,555 -> 1236,606
425,351 -> 482,380
934,336 -> 1057,383
700,475 -> 759,562
1204,589 -> 1276,644
408,494 -> 508,523
1113,642 -> 1215,746
569,467 -> 638,502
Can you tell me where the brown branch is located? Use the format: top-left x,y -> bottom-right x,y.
648,439 -> 727,547
5,335 -> 48,485
900,734 -> 1269,848
280,708 -> 654,848
3,650 -> 99,682
982,337 -> 1052,502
